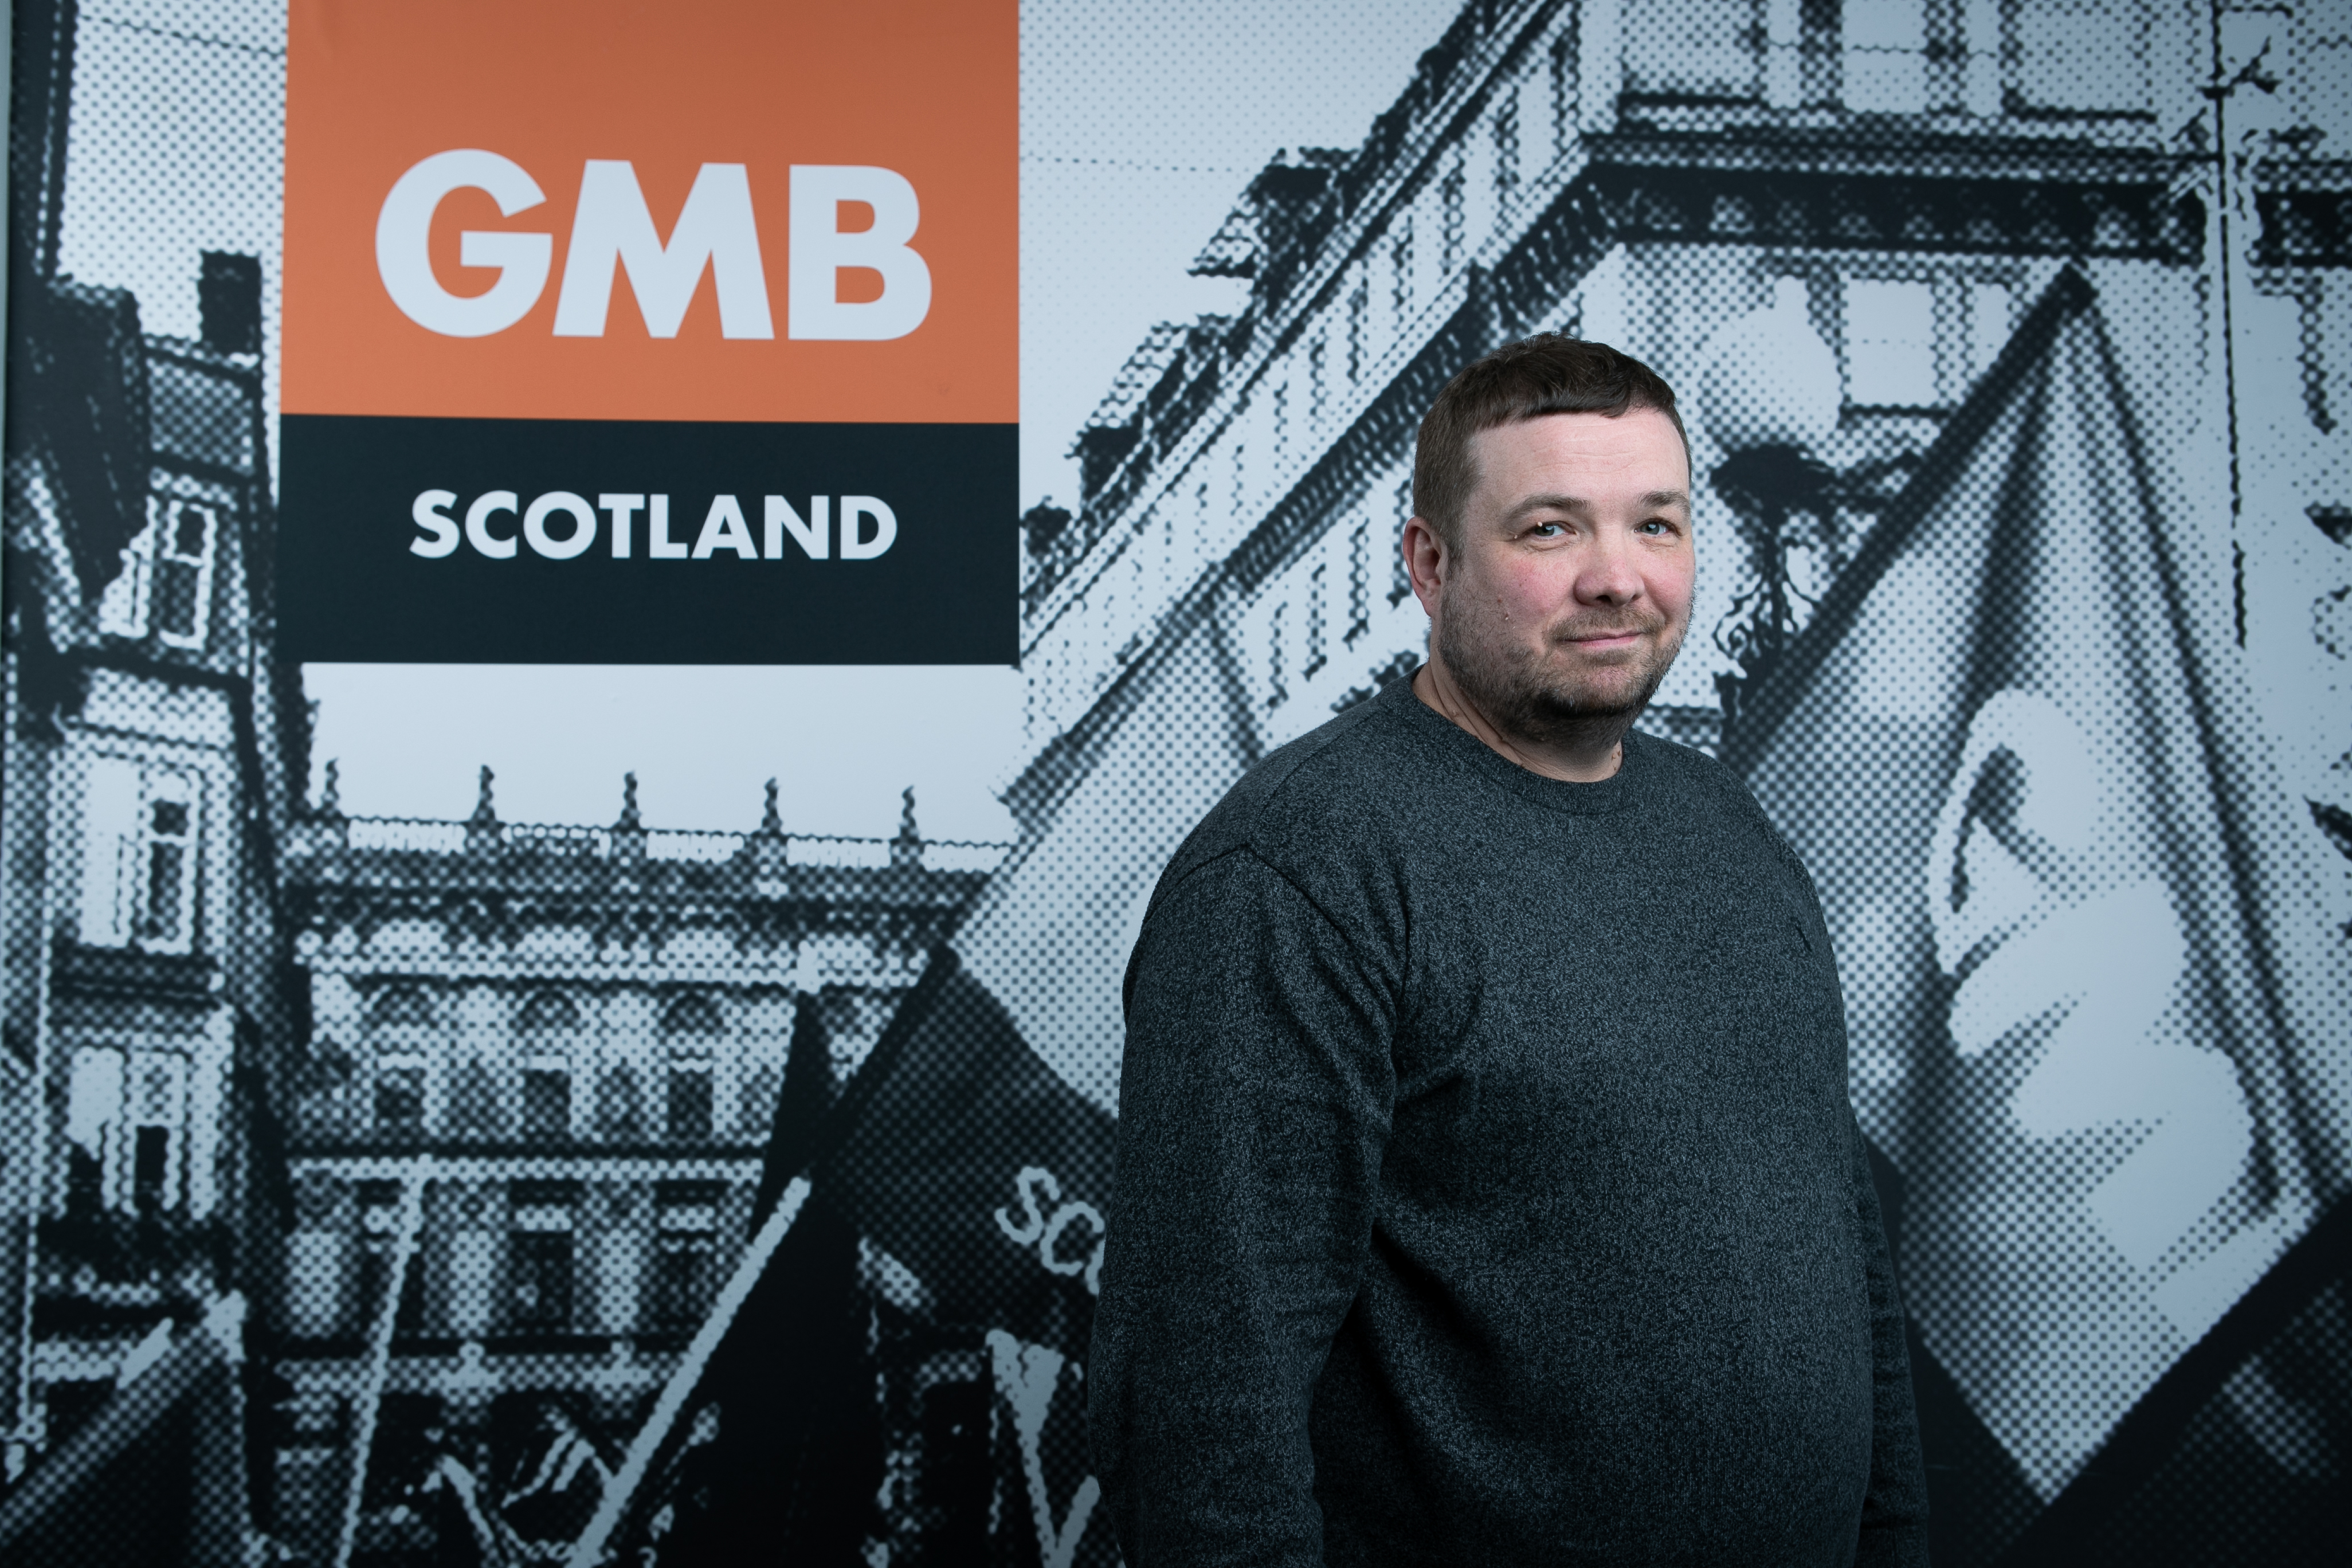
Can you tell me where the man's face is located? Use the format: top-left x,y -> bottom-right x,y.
1416,408 -> 1695,739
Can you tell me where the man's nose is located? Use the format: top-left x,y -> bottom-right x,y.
1574,531 -> 1645,604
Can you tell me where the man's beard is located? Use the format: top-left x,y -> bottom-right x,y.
1434,584 -> 1685,750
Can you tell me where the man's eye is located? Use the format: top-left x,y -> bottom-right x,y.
1530,521 -> 1565,538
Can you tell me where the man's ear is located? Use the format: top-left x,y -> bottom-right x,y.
1403,515 -> 1448,613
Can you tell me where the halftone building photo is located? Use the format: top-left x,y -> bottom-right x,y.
0,1 -> 2344,1564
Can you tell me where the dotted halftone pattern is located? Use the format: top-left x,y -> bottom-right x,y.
1736,269 -> 2349,1558
5,5 -> 295,1565
988,3 -> 2350,1566
3,3 -> 2348,1567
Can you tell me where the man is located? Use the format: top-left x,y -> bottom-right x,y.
1091,335 -> 1928,1565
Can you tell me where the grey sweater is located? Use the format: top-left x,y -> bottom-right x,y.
1091,672 -> 1928,1566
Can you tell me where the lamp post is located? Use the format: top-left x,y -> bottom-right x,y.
1691,278 -> 1844,739
1708,443 -> 1837,730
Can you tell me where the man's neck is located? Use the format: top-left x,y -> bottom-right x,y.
1412,657 -> 1629,784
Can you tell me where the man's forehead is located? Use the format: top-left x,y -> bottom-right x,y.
1501,487 -> 1691,519
1468,408 -> 1691,493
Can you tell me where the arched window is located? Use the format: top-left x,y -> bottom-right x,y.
516,991 -> 582,1036
366,985 -> 435,1033
660,993 -> 722,1141
597,1063 -> 646,1140
366,985 -> 434,1137
445,1055 -> 503,1139
660,993 -> 724,1040
516,991 -> 582,1143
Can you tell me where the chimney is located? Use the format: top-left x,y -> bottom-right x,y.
198,252 -> 262,355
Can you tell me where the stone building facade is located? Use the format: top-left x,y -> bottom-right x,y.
987,0 -> 2352,1123
264,771 -> 1005,1559
967,3 -> 2351,1561
1,0 -> 302,1506
0,259 -> 298,1461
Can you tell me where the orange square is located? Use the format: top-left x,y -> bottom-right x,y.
281,0 -> 1017,425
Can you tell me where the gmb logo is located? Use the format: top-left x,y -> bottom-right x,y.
376,150 -> 930,342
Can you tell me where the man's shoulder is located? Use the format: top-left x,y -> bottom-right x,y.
1627,723 -> 1751,805
1626,726 -> 1817,884
1152,684 -> 1425,908
1123,689 -> 1428,1015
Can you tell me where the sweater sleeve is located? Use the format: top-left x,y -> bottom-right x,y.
1090,846 -> 1397,1568
1851,1116 -> 1932,1566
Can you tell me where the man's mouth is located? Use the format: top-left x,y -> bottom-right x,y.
1558,625 -> 1656,649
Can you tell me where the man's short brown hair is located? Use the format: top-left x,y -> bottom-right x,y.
1412,334 -> 1688,548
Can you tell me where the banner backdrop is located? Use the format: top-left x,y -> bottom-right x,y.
276,0 -> 1018,665
1,2 -> 2346,1566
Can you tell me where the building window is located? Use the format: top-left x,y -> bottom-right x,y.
596,1064 -> 646,1140
516,991 -> 580,1144
662,993 -> 722,1142
522,1071 -> 571,1142
76,757 -> 201,953
1269,601 -> 1289,709
1390,479 -> 1414,606
508,1183 -> 577,1332
358,1181 -> 425,1336
1307,565 -> 1329,677
1347,281 -> 1368,383
2008,0 -> 2150,116
131,1128 -> 170,1216
1390,223 -> 1412,325
152,499 -> 218,647
1494,91 -> 1521,204
446,1056 -> 504,1140
1800,0 -> 1845,107
1347,515 -> 1371,646
140,791 -> 194,946
1842,276 -> 1939,407
1842,0 -> 1930,113
126,1050 -> 186,1215
517,990 -> 580,1033
94,496 -> 219,648
652,1183 -> 722,1331
666,1069 -> 714,1140
1441,164 -> 1466,272
369,985 -> 435,1137
1550,30 -> 1578,150
1965,280 -> 2013,382
64,1048 -> 123,1212
1624,0 -> 1767,100
375,1067 -> 426,1136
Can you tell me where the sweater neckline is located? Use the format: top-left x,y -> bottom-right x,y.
1375,664 -> 1645,815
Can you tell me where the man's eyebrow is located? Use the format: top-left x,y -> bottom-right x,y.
1505,489 -> 1691,518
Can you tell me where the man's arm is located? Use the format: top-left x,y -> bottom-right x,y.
1851,1116 -> 1932,1566
1090,848 -> 1396,1568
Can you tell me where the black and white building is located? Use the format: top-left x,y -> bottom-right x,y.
264,771 -> 1002,1562
978,2 -> 2351,1562
2,0 -> 300,1501
0,1 -> 2345,1564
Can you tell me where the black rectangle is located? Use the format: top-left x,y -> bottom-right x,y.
279,415 -> 1016,663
